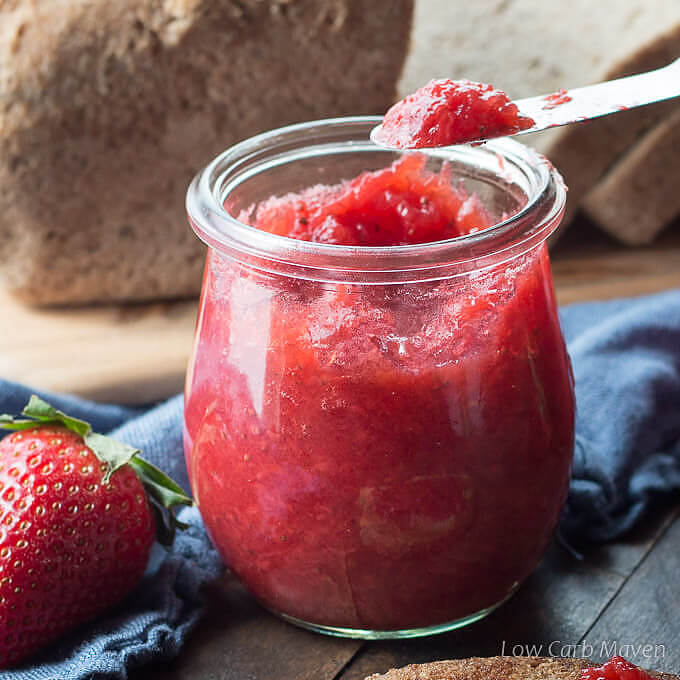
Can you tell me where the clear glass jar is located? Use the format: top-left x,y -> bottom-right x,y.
184,117 -> 574,639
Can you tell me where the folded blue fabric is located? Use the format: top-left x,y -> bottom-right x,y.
0,288 -> 679,678
560,288 -> 680,542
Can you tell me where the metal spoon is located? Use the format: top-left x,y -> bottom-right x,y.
371,57 -> 680,147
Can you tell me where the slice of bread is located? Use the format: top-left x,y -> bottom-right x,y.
365,656 -> 678,680
582,108 -> 680,245
534,25 -> 680,232
401,1 -> 680,236
0,0 -> 413,305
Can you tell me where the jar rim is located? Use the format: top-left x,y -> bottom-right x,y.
186,116 -> 566,282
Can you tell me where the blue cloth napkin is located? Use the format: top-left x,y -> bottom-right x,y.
560,288 -> 680,542
1,288 -> 680,678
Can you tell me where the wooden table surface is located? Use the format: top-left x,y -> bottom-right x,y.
133,502 -> 680,679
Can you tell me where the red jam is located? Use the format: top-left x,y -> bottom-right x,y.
376,79 -> 535,148
543,89 -> 572,110
581,657 -> 654,680
184,155 -> 574,631
240,154 -> 493,245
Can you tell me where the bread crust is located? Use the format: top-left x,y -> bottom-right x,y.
0,0 -> 413,305
364,656 -> 678,680
535,23 -> 680,231
582,108 -> 680,245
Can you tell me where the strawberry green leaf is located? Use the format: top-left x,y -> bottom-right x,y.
129,456 -> 192,509
84,432 -> 141,483
0,415 -> 48,431
22,395 -> 91,438
149,501 -> 175,546
129,456 -> 193,547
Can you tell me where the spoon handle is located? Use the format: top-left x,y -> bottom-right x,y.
515,57 -> 680,135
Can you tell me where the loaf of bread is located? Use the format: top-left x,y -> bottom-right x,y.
365,656 -> 678,680
0,0 -> 413,305
401,1 -> 680,241
582,107 -> 680,244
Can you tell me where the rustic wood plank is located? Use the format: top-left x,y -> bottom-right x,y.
0,295 -> 196,403
579,509 -> 680,673
335,504 -> 680,680
335,544 -> 621,680
133,576 -> 362,680
576,500 -> 680,578
551,220 -> 680,306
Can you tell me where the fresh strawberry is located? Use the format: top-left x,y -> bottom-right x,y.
0,396 -> 192,668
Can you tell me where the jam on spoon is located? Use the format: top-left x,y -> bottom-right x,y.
373,79 -> 534,148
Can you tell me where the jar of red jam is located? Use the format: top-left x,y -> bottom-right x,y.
184,118 -> 574,638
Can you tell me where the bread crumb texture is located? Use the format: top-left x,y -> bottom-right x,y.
0,0 -> 413,304
364,656 -> 678,680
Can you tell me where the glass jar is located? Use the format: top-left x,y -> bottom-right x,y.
184,117 -> 574,639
